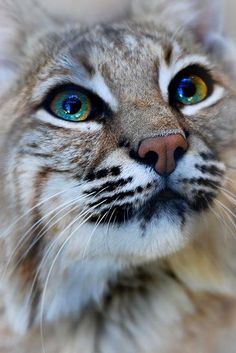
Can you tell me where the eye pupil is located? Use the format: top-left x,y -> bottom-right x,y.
63,95 -> 82,115
178,78 -> 197,98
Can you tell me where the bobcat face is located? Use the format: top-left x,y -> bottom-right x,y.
3,22 -> 229,258
1,20 -> 235,328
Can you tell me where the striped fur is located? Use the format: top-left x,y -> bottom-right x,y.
0,0 -> 236,352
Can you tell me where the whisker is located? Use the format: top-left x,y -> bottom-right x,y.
5,198 -> 86,280
39,210 -> 97,353
219,188 -> 236,203
214,202 -> 236,239
104,196 -> 121,256
2,192 -> 93,281
4,186 -> 109,280
0,185 -> 79,240
226,164 -> 236,171
26,198 -> 108,315
211,202 -> 235,239
223,175 -> 236,184
215,199 -> 236,221
81,209 -> 110,260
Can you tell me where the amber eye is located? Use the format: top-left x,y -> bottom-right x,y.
49,89 -> 92,122
169,65 -> 214,107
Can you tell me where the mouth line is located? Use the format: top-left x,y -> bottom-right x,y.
139,188 -> 188,222
153,188 -> 185,203
88,185 -> 216,225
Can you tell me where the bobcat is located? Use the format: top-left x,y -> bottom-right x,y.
0,0 -> 236,352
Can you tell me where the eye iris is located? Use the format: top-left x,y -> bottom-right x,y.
50,90 -> 91,122
177,75 -> 208,105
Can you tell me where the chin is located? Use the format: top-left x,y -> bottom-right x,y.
72,204 -> 199,264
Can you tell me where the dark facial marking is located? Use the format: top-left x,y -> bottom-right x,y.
84,177 -> 133,195
200,152 -> 217,161
195,164 -> 224,177
90,203 -> 134,225
190,190 -> 216,211
181,177 -> 221,189
85,166 -> 122,181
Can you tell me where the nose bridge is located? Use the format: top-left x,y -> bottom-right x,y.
117,103 -> 184,148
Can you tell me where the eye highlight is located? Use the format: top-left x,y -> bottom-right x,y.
49,89 -> 92,122
169,65 -> 214,108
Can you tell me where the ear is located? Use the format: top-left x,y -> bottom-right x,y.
131,0 -> 236,77
131,0 -> 223,39
191,0 -> 236,77
192,0 -> 224,42
0,0 -> 54,96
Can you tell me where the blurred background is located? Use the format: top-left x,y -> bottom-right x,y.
38,0 -> 236,40
226,0 -> 236,40
0,1 -> 235,352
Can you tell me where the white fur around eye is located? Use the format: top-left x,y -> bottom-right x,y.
181,85 -> 225,116
171,56 -> 211,79
159,55 -> 211,102
35,109 -> 103,132
159,54 -> 225,113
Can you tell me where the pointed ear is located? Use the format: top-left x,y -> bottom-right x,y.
191,0 -> 236,77
192,0 -> 224,42
0,0 -> 54,96
131,0 -> 236,77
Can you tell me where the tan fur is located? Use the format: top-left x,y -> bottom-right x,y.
1,1 -> 236,352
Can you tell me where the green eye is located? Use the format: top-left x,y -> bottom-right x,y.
176,75 -> 208,105
50,89 -> 92,122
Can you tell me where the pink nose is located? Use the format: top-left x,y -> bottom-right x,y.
138,134 -> 188,176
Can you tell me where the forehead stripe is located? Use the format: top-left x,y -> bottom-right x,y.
86,72 -> 118,112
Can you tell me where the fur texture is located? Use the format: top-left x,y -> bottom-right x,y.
0,0 -> 236,352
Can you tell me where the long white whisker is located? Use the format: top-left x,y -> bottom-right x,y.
0,185 -> 79,240
215,199 -> 236,221
27,198 -> 107,315
219,187 -> 236,202
210,202 -> 234,240
39,209 -> 98,353
5,194 -> 93,280
81,208 -> 111,261
214,200 -> 236,237
4,186 -> 109,281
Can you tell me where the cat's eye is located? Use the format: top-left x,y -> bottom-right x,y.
169,65 -> 214,107
175,75 -> 208,105
44,85 -> 111,123
48,88 -> 92,122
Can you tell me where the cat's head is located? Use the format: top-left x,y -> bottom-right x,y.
0,0 -> 236,332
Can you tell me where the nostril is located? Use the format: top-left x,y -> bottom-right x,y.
184,131 -> 190,139
143,151 -> 159,168
174,147 -> 186,163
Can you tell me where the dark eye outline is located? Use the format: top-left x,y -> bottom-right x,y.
43,84 -> 112,123
168,65 -> 214,109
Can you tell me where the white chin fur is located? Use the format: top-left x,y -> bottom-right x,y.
37,215 -> 195,325
62,214 -> 194,262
